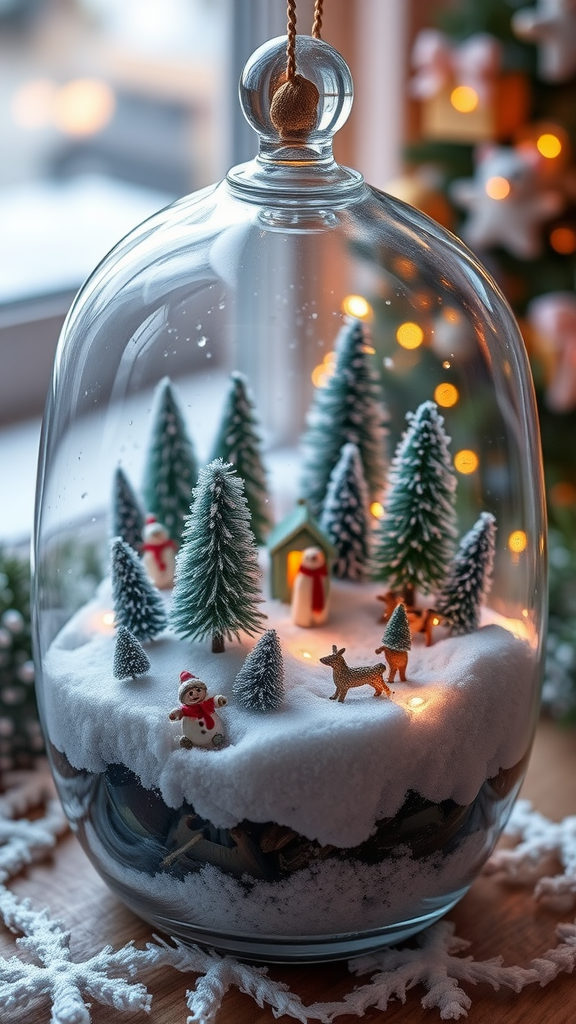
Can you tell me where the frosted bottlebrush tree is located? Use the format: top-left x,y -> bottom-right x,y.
210,372 -> 272,544
233,628 -> 285,711
301,318 -> 388,516
171,459 -> 266,653
320,442 -> 371,581
110,538 -> 167,642
142,377 -> 199,546
113,625 -> 151,680
111,467 -> 144,553
372,400 -> 458,605
438,512 -> 497,635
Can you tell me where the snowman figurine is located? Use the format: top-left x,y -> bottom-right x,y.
291,546 -> 330,627
142,515 -> 176,589
169,671 -> 228,750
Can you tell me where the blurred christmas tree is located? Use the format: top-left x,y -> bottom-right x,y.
387,0 -> 576,714
0,548 -> 44,770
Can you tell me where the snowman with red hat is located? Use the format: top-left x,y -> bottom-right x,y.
142,515 -> 176,590
168,671 -> 228,750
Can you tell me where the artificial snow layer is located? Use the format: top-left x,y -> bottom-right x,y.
43,579 -> 538,849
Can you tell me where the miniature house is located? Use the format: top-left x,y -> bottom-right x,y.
267,499 -> 335,603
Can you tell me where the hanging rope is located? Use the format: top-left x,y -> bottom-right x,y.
270,0 -> 323,138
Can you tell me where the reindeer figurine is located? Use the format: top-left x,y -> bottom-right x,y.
376,590 -> 442,647
319,645 -> 392,703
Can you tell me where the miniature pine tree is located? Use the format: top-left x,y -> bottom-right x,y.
372,401 -> 458,604
437,512 -> 497,635
142,377 -> 199,547
210,373 -> 272,544
301,318 -> 388,516
112,467 -> 144,552
320,442 -> 371,581
170,459 -> 266,653
233,629 -> 285,711
110,537 -> 167,642
113,625 -> 151,679
381,603 -> 412,652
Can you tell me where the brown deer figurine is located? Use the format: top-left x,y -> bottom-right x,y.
376,591 -> 442,647
319,645 -> 392,703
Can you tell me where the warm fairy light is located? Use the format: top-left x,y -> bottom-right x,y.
396,322 -> 424,349
431,616 -> 441,626
442,308 -> 461,324
485,176 -> 511,201
443,360 -> 451,369
10,78 -> 57,128
450,85 -> 479,113
287,550 -> 304,589
302,651 -> 312,660
409,696 -> 425,707
550,227 -> 576,255
370,501 -> 384,519
522,609 -> 529,618
434,382 -> 459,408
53,79 -> 115,136
102,612 -> 115,626
363,344 -> 376,355
454,449 -> 479,474
342,295 -> 372,320
509,530 -> 528,553
536,133 -> 562,159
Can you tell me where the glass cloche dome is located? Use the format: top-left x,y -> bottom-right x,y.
33,34 -> 546,962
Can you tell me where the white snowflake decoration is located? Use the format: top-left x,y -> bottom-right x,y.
486,798 -> 576,906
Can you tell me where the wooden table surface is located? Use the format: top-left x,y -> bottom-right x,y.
3,718 -> 576,1023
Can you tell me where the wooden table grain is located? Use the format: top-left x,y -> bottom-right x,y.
3,719 -> 576,1023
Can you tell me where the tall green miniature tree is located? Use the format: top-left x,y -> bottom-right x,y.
381,603 -> 412,652
320,442 -> 371,581
111,537 -> 167,642
210,373 -> 272,544
437,512 -> 497,635
301,318 -> 389,516
233,629 -> 285,711
142,377 -> 199,547
112,466 -> 144,552
372,401 -> 458,604
171,459 -> 266,653
113,625 -> 151,680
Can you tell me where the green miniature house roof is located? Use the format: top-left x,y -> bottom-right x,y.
267,500 -> 336,556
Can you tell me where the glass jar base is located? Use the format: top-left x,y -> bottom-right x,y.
105,878 -> 470,962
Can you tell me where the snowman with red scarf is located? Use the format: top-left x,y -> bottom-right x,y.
291,546 -> 330,628
142,515 -> 176,590
169,671 -> 228,750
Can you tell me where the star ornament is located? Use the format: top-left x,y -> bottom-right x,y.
512,0 -> 576,82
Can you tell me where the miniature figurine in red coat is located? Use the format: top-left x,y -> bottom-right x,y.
169,671 -> 228,750
291,546 -> 330,627
142,515 -> 176,589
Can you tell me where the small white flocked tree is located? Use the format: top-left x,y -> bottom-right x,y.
233,629 -> 285,712
437,512 -> 497,635
111,537 -> 167,642
113,625 -> 151,680
320,442 -> 371,581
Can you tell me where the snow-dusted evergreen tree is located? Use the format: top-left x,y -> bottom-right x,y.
372,401 -> 458,604
301,318 -> 388,516
320,442 -> 371,581
112,467 -> 144,552
233,629 -> 285,711
113,625 -> 151,679
171,459 -> 266,653
381,602 -> 412,652
210,372 -> 272,544
142,377 -> 199,547
437,512 -> 497,635
110,537 -> 167,642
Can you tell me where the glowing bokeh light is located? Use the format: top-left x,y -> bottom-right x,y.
342,295 -> 372,320
434,382 -> 459,408
485,176 -> 511,200
102,612 -> 115,626
302,651 -> 312,659
53,79 -> 115,137
454,449 -> 479,474
536,133 -> 562,159
450,85 -> 479,113
370,501 -> 384,519
550,226 -> 576,254
509,530 -> 528,553
396,322 -> 424,349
